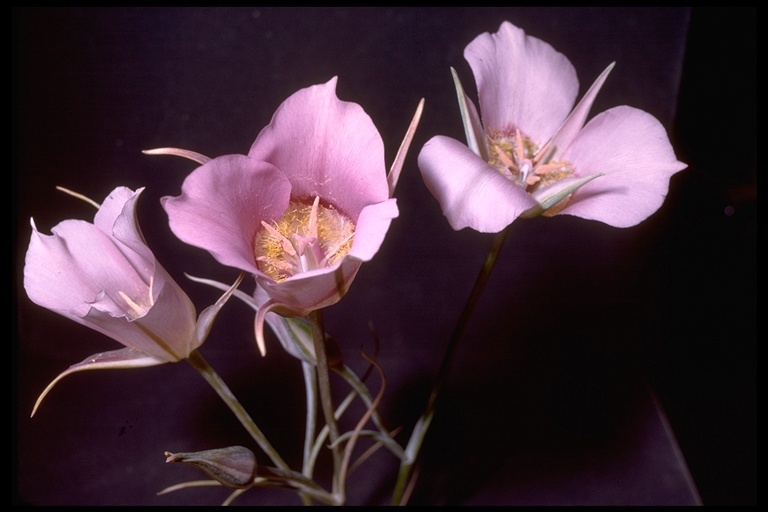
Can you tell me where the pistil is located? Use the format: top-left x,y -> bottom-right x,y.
487,128 -> 575,192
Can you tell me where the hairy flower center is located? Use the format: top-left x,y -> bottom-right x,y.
253,196 -> 355,282
487,128 -> 574,193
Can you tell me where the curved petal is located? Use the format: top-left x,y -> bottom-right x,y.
559,106 -> 687,227
256,257 -> 362,316
31,347 -> 165,417
465,21 -> 579,143
348,198 -> 398,261
25,219 -> 151,320
248,77 -> 389,220
162,154 -> 291,274
90,189 -> 188,345
100,187 -> 158,283
418,136 -> 538,233
62,278 -> 194,362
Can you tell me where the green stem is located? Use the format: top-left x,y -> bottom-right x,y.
308,309 -> 343,500
186,350 -> 290,472
391,226 -> 510,505
301,361 -> 319,477
299,361 -> 318,506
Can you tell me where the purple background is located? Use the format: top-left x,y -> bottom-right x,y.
14,7 -> 755,506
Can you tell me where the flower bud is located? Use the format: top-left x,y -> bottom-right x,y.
164,446 -> 257,489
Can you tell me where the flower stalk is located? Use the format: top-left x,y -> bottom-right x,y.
392,226 -> 510,505
185,350 -> 290,472
308,309 -> 344,501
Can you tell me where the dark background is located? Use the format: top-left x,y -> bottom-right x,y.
13,7 -> 755,506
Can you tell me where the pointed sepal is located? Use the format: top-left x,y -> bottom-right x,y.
388,98 -> 425,196
142,147 -> 211,165
32,347 -> 165,417
451,67 -> 488,161
521,172 -> 605,218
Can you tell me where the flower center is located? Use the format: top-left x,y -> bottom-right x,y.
253,196 -> 355,282
487,128 -> 574,193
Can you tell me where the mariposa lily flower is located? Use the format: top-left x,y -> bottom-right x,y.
23,187 -> 207,415
418,21 -> 687,232
157,78 -> 423,355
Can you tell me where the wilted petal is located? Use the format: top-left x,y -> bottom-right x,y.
248,77 -> 389,220
558,106 -> 688,227
419,136 -> 537,232
162,155 -> 291,274
464,20 -> 579,143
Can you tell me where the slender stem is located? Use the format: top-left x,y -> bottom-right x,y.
392,226 -> 510,505
186,350 -> 290,472
301,361 -> 318,477
299,361 -> 318,506
308,309 -> 343,500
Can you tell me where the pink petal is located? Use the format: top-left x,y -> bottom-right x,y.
162,154 -> 291,274
256,257 -> 362,317
559,106 -> 687,227
248,77 -> 389,220
25,219 -> 146,317
464,21 -> 579,144
25,219 -> 196,361
418,135 -> 538,233
95,187 -> 158,285
348,198 -> 399,261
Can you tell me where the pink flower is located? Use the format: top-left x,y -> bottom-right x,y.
24,187 -> 199,415
161,78 -> 402,355
418,21 -> 687,232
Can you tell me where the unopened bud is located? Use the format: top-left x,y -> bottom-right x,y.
164,445 -> 257,489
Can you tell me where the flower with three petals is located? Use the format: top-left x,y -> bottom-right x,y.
418,21 -> 687,232
24,187 -> 199,415
160,77 -> 418,355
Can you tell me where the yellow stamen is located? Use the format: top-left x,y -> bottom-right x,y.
253,197 -> 355,282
